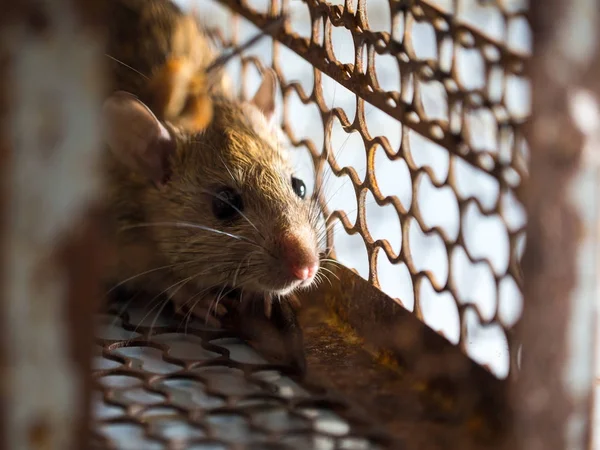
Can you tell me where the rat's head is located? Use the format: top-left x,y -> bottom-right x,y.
103,70 -> 323,298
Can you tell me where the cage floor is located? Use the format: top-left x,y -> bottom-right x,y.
91,301 -> 384,449
91,272 -> 510,450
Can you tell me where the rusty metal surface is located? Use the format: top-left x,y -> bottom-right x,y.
510,0 -> 600,449
90,0 -> 598,448
296,263 -> 510,450
91,0 -> 528,447
0,0 -> 107,449
0,0 -> 594,447
92,297 -> 393,449
220,0 -> 528,183
92,284 -> 510,450
0,4 -> 8,448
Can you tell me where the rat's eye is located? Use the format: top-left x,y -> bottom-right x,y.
212,187 -> 243,220
291,177 -> 306,199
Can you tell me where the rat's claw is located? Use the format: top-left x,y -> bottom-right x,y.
264,293 -> 273,319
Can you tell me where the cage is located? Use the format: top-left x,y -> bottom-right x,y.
0,0 -> 597,449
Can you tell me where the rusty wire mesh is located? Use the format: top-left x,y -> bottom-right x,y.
90,0 -> 538,447
92,300 -> 391,449
196,0 -> 530,379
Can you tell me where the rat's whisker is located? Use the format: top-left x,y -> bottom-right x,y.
106,260 -> 199,295
319,201 -> 379,236
308,199 -> 323,226
318,266 -> 340,282
120,221 -> 260,246
316,217 -> 337,238
205,254 -> 251,322
148,275 -> 198,336
179,288 -> 217,333
231,254 -> 249,288
127,222 -> 275,258
207,283 -> 229,323
319,257 -> 345,268
129,276 -> 196,337
128,261 -> 233,337
175,255 -> 258,334
174,280 -> 228,333
162,237 -> 240,250
316,223 -> 344,248
166,260 -> 265,275
319,258 -> 346,272
105,53 -> 149,79
314,272 -> 332,288
318,177 -> 355,214
199,188 -> 265,240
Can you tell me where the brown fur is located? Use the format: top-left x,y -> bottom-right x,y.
103,96 -> 323,310
106,0 -> 226,133
102,0 -> 323,327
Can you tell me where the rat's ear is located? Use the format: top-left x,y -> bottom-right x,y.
102,91 -> 175,186
251,68 -> 277,123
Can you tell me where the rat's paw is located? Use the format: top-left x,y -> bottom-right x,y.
224,294 -> 307,376
263,293 -> 302,319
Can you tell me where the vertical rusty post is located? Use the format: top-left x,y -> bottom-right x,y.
515,0 -> 599,449
0,0 -> 106,449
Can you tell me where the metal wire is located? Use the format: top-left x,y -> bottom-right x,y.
92,302 -> 389,449
206,0 -> 529,377
91,0 -> 539,447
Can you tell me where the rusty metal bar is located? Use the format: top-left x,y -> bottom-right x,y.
215,0 -> 528,185
0,0 -> 106,448
513,0 -> 599,449
296,266 -> 511,450
210,0 -> 528,378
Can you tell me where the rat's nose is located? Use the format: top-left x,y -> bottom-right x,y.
291,262 -> 319,281
280,233 -> 319,281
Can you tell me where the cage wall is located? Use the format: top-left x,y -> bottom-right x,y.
191,0 -> 530,379
0,0 -> 597,448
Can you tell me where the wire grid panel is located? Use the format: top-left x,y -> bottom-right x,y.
92,303 -> 387,449
190,0 -> 531,379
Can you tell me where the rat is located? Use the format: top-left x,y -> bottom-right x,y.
101,0 -> 324,372
105,0 -> 227,134
106,0 -> 287,140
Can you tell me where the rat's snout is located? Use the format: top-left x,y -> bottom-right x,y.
292,263 -> 318,281
279,233 -> 319,283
